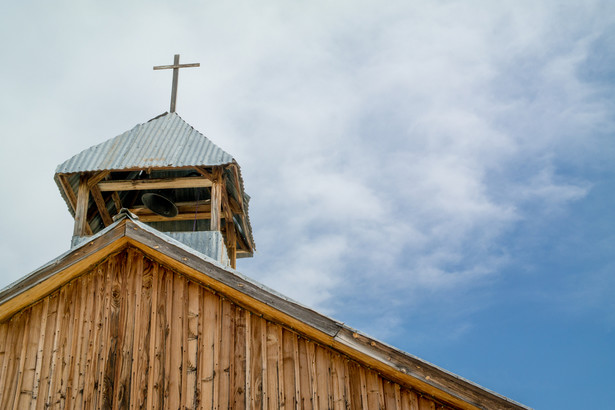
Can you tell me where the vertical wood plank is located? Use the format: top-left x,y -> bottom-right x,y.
185,281 -> 200,409
400,389 -> 419,410
233,307 -> 247,409
383,380 -> 397,410
315,345 -> 332,410
297,337 -> 314,410
35,292 -> 60,410
16,302 -> 43,409
218,299 -> 234,409
130,257 -> 153,409
102,252 -> 125,409
347,362 -> 365,410
364,369 -> 381,409
156,268 -> 175,408
65,277 -> 87,409
112,250 -> 141,409
11,311 -> 32,410
418,396 -> 436,410
146,263 -> 160,410
244,311 -> 252,410
29,299 -> 49,409
46,285 -> 67,408
1,314 -> 25,408
199,289 -> 218,408
281,330 -> 296,410
292,334 -> 301,410
249,314 -> 264,410
85,264 -> 108,409
265,322 -> 279,410
167,273 -> 184,409
73,273 -> 95,409
331,354 -> 346,410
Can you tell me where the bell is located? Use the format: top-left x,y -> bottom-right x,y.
142,193 -> 178,218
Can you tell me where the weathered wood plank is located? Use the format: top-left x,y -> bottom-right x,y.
113,250 -> 141,408
34,293 -> 60,410
146,263 -> 160,410
233,307 -> 247,409
168,273 -> 184,408
98,176 -> 212,191
199,288 -> 218,409
265,321 -> 280,410
73,174 -> 90,237
64,278 -> 87,409
347,361 -> 365,410
401,389 -> 419,410
91,184 -> 113,227
185,281 -> 200,409
315,345 -> 332,410
1,313 -> 26,408
28,299 -> 48,410
365,369 -> 381,409
249,314 -> 264,410
74,271 -> 96,409
297,337 -> 314,410
12,310 -> 33,410
281,330 -> 296,410
383,380 -> 397,410
210,167 -> 223,231
102,253 -> 124,409
419,396 -> 437,410
218,299 -> 234,409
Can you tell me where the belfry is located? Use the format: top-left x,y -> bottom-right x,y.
55,55 -> 253,269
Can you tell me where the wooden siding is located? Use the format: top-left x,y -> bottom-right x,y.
0,249 -> 454,409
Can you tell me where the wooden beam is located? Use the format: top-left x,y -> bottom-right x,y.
98,176 -> 212,192
73,174 -> 90,237
136,212 -> 212,223
226,220 -> 237,269
87,171 -> 110,188
90,184 -> 113,227
210,168 -> 222,231
229,164 -> 245,212
57,174 -> 77,212
194,166 -> 213,180
111,192 -> 122,213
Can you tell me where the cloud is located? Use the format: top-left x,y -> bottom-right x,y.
1,0 -> 612,344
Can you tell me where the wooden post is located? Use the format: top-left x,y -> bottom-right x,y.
226,220 -> 237,269
210,168 -> 222,232
73,174 -> 90,237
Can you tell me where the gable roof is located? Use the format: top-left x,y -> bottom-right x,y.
55,112 -> 234,173
0,214 -> 530,410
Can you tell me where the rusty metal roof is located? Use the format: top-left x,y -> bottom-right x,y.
55,112 -> 234,173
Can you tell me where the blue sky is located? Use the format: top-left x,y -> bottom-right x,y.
1,1 -> 614,408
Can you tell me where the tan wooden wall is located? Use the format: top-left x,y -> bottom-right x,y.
0,248 -> 453,409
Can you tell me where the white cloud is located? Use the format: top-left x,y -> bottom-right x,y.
1,0 -> 612,341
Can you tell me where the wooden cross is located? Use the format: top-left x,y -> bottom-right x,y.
153,54 -> 200,113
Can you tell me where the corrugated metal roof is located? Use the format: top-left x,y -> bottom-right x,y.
55,112 -> 234,173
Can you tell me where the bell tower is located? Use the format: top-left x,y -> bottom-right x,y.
53,56 -> 254,268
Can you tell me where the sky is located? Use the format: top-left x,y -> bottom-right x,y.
1,1 -> 614,408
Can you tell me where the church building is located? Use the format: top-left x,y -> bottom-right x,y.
0,56 -> 529,409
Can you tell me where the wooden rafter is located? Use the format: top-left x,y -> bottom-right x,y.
98,176 -> 212,192
228,163 -> 245,212
90,184 -> 113,227
193,166 -> 213,180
